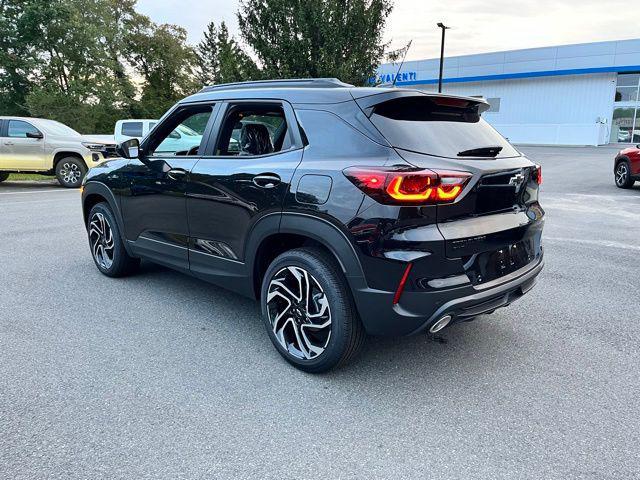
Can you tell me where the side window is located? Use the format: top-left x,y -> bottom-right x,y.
8,120 -> 41,138
146,105 -> 214,157
122,122 -> 143,137
215,104 -> 290,157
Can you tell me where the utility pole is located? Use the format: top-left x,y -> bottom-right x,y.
437,23 -> 450,93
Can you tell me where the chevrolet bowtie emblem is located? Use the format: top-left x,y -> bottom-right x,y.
509,173 -> 525,187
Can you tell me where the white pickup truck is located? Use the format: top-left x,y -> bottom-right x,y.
114,119 -> 202,154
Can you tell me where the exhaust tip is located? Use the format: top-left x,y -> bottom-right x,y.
429,315 -> 452,334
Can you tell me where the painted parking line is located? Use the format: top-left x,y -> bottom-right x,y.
545,236 -> 640,251
1,198 -> 80,206
0,189 -> 77,195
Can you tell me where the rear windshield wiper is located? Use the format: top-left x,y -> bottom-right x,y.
457,146 -> 503,157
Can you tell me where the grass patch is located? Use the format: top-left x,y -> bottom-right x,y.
8,173 -> 54,181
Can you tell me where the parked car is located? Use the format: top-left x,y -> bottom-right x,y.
114,119 -> 157,143
614,144 -> 640,188
114,119 -> 202,155
81,78 -> 545,373
0,117 -> 117,187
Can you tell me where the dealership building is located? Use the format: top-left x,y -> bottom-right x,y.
376,38 -> 640,146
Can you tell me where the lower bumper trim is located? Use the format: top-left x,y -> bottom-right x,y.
410,260 -> 543,335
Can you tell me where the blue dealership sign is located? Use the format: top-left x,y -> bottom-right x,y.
374,71 -> 417,84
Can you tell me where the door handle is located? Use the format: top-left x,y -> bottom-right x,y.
5,141 -> 14,146
253,174 -> 281,189
166,168 -> 188,181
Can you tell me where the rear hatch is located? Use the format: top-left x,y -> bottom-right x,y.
355,91 -> 544,287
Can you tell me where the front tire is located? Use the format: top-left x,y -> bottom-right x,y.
615,160 -> 635,189
260,247 -> 365,373
55,156 -> 87,188
0,172 -> 9,183
87,202 -> 139,277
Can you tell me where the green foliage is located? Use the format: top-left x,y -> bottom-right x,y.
237,0 -> 393,85
1,0 -> 395,133
0,0 -> 42,115
0,0 -> 197,133
125,19 -> 199,118
196,21 -> 260,86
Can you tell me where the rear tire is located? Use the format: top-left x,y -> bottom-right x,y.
260,247 -> 365,373
87,202 -> 140,277
615,160 -> 635,189
55,156 -> 87,188
0,172 -> 9,183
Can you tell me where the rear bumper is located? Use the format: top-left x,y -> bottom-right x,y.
350,256 -> 543,336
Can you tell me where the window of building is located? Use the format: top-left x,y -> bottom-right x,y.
612,73 -> 640,143
610,108 -> 639,144
486,98 -> 501,113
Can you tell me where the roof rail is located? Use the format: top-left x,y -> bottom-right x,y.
200,78 -> 354,93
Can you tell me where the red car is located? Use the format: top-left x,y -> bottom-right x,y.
614,145 -> 640,188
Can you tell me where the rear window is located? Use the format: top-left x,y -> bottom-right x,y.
368,96 -> 519,159
121,122 -> 143,137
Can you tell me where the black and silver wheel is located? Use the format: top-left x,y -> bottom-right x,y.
0,172 -> 9,183
87,202 -> 139,277
615,160 -> 634,189
55,157 -> 87,188
89,211 -> 115,270
261,248 -> 365,373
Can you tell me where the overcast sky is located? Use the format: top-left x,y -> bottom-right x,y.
137,0 -> 639,61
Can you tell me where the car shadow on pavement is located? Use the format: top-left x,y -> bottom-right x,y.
0,180 -> 61,191
132,260 -> 522,383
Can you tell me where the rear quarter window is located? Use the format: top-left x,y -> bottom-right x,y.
368,96 -> 520,159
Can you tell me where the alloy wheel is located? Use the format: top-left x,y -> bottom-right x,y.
89,212 -> 115,270
616,163 -> 629,186
60,162 -> 82,185
266,266 -> 332,360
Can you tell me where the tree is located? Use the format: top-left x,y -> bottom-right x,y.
236,0 -> 393,85
125,18 -> 198,118
0,0 -> 144,132
0,0 -> 199,132
197,21 -> 259,86
0,0 -> 50,115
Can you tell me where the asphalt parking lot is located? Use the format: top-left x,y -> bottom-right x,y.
1,146 -> 639,479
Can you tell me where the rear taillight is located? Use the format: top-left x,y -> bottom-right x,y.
344,167 -> 471,205
534,165 -> 543,185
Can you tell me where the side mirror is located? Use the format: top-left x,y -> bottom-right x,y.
26,131 -> 43,139
116,138 -> 140,159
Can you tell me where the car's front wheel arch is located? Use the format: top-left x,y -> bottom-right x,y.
82,181 -> 134,257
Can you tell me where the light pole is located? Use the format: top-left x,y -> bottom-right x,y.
437,22 -> 450,93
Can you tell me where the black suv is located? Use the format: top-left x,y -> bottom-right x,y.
81,78 -> 544,372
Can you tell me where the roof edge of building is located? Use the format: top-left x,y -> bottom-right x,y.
392,65 -> 640,86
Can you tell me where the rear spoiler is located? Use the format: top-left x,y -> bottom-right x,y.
352,90 -> 490,117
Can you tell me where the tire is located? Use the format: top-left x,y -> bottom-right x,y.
260,247 -> 366,373
87,202 -> 140,277
55,156 -> 87,188
615,160 -> 635,189
0,172 -> 9,183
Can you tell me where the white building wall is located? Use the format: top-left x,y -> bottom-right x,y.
377,39 -> 640,85
411,73 -> 616,145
